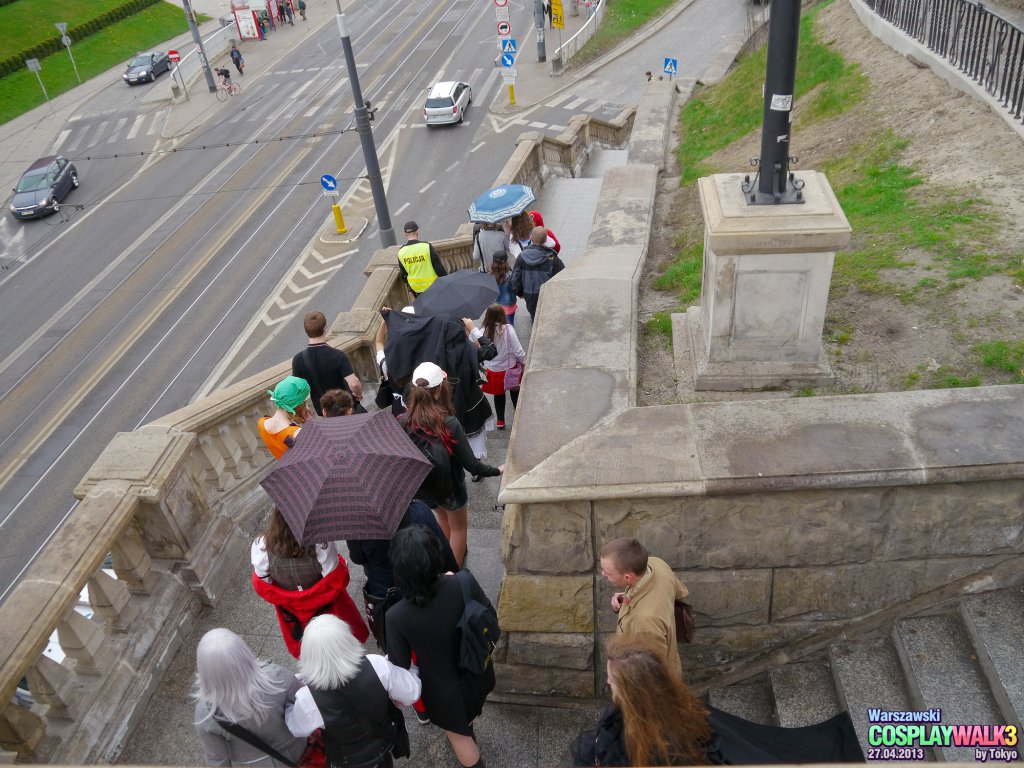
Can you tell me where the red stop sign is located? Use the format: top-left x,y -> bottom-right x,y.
168,49 -> 180,63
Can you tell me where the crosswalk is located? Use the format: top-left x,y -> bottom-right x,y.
51,109 -> 167,156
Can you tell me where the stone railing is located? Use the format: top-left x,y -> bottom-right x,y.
0,108 -> 635,762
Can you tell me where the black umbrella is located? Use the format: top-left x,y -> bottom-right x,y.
413,269 -> 499,319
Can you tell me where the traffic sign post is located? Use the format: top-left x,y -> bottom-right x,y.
663,57 -> 678,81
55,21 -> 81,83
25,58 -> 51,108
320,175 -> 346,233
494,0 -> 517,104
168,49 -> 181,63
320,174 -> 338,192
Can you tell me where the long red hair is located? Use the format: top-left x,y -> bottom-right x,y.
606,635 -> 712,766
402,381 -> 455,452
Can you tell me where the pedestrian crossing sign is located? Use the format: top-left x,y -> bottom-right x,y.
664,57 -> 678,75
502,39 -> 517,53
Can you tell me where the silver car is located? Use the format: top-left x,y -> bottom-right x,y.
423,81 -> 472,126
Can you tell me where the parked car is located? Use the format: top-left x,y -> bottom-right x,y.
423,81 -> 472,126
9,156 -> 79,220
123,51 -> 172,84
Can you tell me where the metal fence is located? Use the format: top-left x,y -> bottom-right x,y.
552,0 -> 606,74
170,23 -> 235,93
863,0 -> 1024,121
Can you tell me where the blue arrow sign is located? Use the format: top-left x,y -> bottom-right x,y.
502,38 -> 517,53
320,174 -> 337,191
663,57 -> 678,75
501,52 -> 515,67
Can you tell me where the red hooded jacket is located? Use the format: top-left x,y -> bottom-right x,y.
251,554 -> 369,657
529,210 -> 561,253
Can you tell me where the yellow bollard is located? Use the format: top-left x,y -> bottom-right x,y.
508,84 -> 515,106
332,203 -> 347,234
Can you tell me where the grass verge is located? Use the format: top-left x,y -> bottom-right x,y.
0,2 -> 193,126
904,339 -> 1024,388
575,0 -> 679,63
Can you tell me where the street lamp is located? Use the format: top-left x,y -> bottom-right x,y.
336,13 -> 395,248
181,0 -> 216,93
55,23 -> 81,84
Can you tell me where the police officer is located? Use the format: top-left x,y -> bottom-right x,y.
397,221 -> 447,296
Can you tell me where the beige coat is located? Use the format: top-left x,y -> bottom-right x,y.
615,556 -> 689,676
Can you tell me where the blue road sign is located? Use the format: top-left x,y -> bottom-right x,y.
502,38 -> 517,53
663,57 -> 678,75
501,52 -> 515,67
320,174 -> 337,191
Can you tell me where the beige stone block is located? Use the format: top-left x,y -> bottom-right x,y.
594,490 -> 888,569
502,502 -> 592,575
771,556 -> 1011,621
494,662 -> 594,697
883,481 -> 1024,559
498,575 -> 594,633
676,569 -> 771,626
508,632 -> 594,670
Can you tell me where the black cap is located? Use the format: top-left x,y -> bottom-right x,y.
403,221 -> 419,233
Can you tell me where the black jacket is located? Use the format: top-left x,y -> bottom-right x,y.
509,242 -> 563,297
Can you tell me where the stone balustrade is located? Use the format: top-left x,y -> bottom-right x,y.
0,109 -> 635,762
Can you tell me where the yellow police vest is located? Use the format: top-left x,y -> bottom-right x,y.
398,241 -> 439,293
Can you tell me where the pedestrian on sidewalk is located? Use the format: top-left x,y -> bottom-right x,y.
277,3 -> 286,25
284,2 -> 294,25
386,526 -> 496,768
480,304 -> 525,430
193,629 -> 308,767
230,44 -> 244,76
291,310 -> 365,416
319,389 -> 354,417
600,537 -> 689,678
258,376 -> 310,460
293,615 -> 420,768
503,211 -> 534,259
298,0 -> 306,20
397,221 -> 447,297
529,209 -> 561,253
509,226 -> 565,319
490,252 -> 518,326
472,222 -> 508,273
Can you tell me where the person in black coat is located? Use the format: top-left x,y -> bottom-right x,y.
571,635 -> 864,767
386,526 -> 495,768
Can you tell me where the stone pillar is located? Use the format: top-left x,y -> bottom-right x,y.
682,171 -> 851,390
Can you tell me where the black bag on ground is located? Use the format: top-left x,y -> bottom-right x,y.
455,569 -> 500,675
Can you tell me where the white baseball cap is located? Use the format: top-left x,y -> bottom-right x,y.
411,362 -> 446,388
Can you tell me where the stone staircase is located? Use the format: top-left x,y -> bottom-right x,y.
707,589 -> 1024,762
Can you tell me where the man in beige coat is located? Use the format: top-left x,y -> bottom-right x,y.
599,537 -> 689,677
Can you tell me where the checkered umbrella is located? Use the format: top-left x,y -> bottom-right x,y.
260,410 -> 432,544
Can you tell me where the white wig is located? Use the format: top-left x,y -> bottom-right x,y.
298,615 -> 365,689
194,628 -> 285,725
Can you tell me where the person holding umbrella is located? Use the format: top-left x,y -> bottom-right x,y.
397,221 -> 447,297
258,376 -> 311,460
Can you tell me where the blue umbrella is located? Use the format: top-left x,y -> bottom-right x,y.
467,184 -> 536,224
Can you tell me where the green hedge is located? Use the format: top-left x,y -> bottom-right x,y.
0,0 -> 163,77
0,0 -> 18,7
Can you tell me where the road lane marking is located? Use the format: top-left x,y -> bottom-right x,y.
126,115 -> 147,140
394,201 -> 411,216
470,141 -> 485,153
544,92 -> 573,108
529,121 -> 547,128
564,96 -> 587,110
53,129 -> 72,151
445,160 -> 460,172
419,180 -> 436,193
106,117 -> 129,143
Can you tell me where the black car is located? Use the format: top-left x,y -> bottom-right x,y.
9,156 -> 79,220
123,51 -> 172,85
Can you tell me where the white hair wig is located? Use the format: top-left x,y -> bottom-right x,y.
194,628 -> 285,725
298,615 -> 365,689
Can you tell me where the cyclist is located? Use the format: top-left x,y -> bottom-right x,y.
216,67 -> 232,87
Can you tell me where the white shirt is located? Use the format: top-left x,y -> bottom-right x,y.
483,324 -> 525,372
251,538 -> 338,586
286,656 -> 422,737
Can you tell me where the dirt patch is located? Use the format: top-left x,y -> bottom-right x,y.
638,0 -> 1024,405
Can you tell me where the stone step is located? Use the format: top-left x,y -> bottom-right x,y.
769,660 -> 841,727
893,615 -> 1003,763
829,637 -> 913,755
707,680 -> 777,725
959,588 -> 1024,731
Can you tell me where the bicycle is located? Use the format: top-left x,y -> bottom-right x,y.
215,75 -> 241,102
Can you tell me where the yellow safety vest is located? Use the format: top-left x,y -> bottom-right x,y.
398,241 -> 439,293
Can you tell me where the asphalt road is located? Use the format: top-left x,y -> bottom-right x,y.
0,0 -> 753,603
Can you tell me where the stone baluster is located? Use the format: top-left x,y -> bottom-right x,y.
110,525 -> 155,594
196,430 -> 230,493
232,410 -> 262,478
0,701 -> 46,759
24,655 -> 77,719
56,609 -> 111,677
87,568 -> 135,633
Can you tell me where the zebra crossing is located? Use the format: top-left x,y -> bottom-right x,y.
51,109 -> 167,156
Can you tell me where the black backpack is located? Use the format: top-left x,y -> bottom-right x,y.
455,570 -> 500,675
405,428 -> 453,505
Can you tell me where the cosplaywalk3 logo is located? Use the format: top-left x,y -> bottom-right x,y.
865,708 -> 1019,761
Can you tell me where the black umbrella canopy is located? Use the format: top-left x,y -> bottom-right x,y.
260,411 -> 432,543
413,269 -> 499,320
